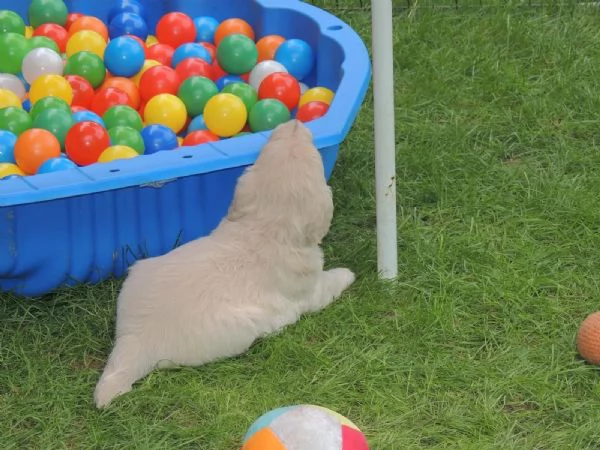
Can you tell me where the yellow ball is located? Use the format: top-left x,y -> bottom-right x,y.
29,74 -> 73,105
0,163 -> 25,178
25,26 -> 34,39
177,136 -> 183,146
299,87 -> 335,108
98,145 -> 139,163
144,94 -> 187,134
132,59 -> 162,86
146,35 -> 158,47
0,88 -> 23,109
204,93 -> 247,138
66,30 -> 107,58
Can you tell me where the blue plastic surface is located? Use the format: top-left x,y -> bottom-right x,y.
0,0 -> 371,297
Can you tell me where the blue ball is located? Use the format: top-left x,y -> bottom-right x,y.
73,110 -> 105,127
108,0 -> 146,23
275,39 -> 315,81
109,12 -> 148,40
194,16 -> 219,43
141,125 -> 178,154
104,36 -> 145,78
1,174 -> 20,180
37,157 -> 77,174
216,74 -> 244,91
187,115 -> 207,134
22,98 -> 31,112
172,43 -> 213,68
0,130 -> 17,163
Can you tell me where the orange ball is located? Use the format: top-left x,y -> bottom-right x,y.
101,77 -> 141,110
68,16 -> 109,41
577,311 -> 600,365
14,129 -> 61,174
214,18 -> 255,47
256,35 -> 285,63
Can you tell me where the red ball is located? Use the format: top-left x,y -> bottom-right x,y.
65,13 -> 84,31
65,74 -> 95,109
146,43 -> 174,66
91,87 -> 133,116
33,23 -> 68,53
71,105 -> 86,113
156,12 -> 196,48
182,130 -> 219,146
296,101 -> 330,123
65,121 -> 110,166
175,58 -> 213,82
139,65 -> 181,102
258,72 -> 301,111
211,61 -> 227,82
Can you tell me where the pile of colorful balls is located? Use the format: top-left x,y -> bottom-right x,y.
0,0 -> 335,179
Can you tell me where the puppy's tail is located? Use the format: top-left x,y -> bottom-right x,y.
93,335 -> 154,409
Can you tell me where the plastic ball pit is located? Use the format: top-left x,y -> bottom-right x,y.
0,0 -> 371,297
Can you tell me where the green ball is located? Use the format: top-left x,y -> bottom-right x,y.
221,82 -> 257,113
0,107 -> 32,135
103,106 -> 143,131
216,34 -> 258,75
32,108 -> 74,148
64,51 -> 106,89
29,36 -> 60,53
0,33 -> 30,74
0,10 -> 25,35
28,0 -> 68,28
249,99 -> 291,132
177,76 -> 218,117
108,126 -> 145,154
29,96 -> 71,122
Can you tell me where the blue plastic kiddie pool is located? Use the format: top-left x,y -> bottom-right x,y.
0,0 -> 371,297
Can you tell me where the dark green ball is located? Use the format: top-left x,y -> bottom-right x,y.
216,34 -> 258,75
0,10 -> 25,35
28,0 -> 68,28
32,108 -> 75,148
103,106 -> 143,131
109,126 -> 145,154
0,107 -> 32,135
177,76 -> 218,118
29,36 -> 60,53
221,82 -> 257,113
64,51 -> 106,89
249,99 -> 291,132
30,96 -> 71,122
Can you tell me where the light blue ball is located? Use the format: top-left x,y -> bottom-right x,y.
275,38 -> 315,81
187,115 -> 207,134
194,16 -> 219,43
37,157 -> 78,174
73,110 -> 105,127
172,43 -> 213,68
0,130 -> 17,163
104,35 -> 146,77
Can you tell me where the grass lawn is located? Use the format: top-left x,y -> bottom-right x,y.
4,1 -> 600,448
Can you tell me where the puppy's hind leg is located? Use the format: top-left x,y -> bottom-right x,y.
305,268 -> 356,313
93,334 -> 155,409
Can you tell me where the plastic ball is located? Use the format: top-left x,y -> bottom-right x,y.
64,51 -> 106,88
139,65 -> 181,102
258,72 -> 301,111
14,128 -> 61,174
216,34 -> 258,75
0,107 -> 31,135
68,16 -> 109,41
29,74 -> 73,105
140,123 -> 178,154
146,34 -> 158,47
216,74 -> 245,91
65,120 -> 110,166
22,47 -> 64,85
203,93 -> 247,137
92,87 -> 133,116
182,129 -> 219,146
108,125 -> 144,154
131,59 -> 160,86
256,35 -> 285,63
172,43 -> 212,67
156,12 -> 196,49
187,114 -> 207,133
72,109 -> 105,126
29,35 -> 60,53
30,96 -> 70,121
28,0 -> 68,28
242,405 -> 369,450
25,25 -> 34,38
65,12 -> 84,31
37,155 -> 77,173
0,130 -> 17,163
275,39 -> 315,81
194,16 -> 219,43
98,144 -> 139,163
200,42 -> 217,62
214,18 -> 255,47
299,82 -> 309,95
175,57 -> 213,82
102,77 -> 140,110
22,99 -> 31,112
248,99 -> 291,132
0,33 -> 30,74
32,107 -> 75,147
0,88 -> 22,109
108,0 -> 146,23
0,10 -> 25,35
146,43 -> 174,66
296,101 -> 329,123
177,76 -> 218,117
32,23 -> 68,53
65,30 -> 106,59
104,35 -> 145,78
221,81 -> 257,112
299,87 -> 334,107
0,162 -> 24,178
143,93 -> 187,133
0,73 -> 26,100
577,311 -> 600,365
109,12 -> 148,40
103,105 -> 143,131
248,60 -> 288,91
65,74 -> 95,109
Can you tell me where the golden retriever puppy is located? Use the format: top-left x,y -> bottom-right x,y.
94,120 -> 355,409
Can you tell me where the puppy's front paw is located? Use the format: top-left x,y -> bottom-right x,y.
328,267 -> 356,294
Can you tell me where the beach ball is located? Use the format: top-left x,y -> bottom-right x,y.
241,405 -> 369,450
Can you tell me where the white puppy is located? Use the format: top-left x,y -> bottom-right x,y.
93,120 -> 355,409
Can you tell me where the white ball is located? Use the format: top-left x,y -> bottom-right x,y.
0,73 -> 26,100
248,60 -> 288,90
22,48 -> 64,85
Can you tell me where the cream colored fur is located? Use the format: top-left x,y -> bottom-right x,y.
93,120 -> 355,409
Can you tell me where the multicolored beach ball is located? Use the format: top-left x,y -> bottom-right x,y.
241,404 -> 369,450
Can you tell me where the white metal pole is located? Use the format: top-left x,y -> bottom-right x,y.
371,0 -> 398,279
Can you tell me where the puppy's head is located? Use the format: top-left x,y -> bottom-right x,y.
227,120 -> 333,245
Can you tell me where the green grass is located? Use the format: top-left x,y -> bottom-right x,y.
4,3 -> 600,449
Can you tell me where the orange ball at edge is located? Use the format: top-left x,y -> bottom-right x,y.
101,77 -> 141,110
214,18 -> 255,47
256,35 -> 285,63
68,16 -> 109,41
14,129 -> 61,175
577,311 -> 600,365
